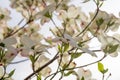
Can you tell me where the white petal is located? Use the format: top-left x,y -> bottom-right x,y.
80,48 -> 97,57
21,35 -> 35,48
3,37 -> 17,46
64,34 -> 78,47
0,66 -> 4,78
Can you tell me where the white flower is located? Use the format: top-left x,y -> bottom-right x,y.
52,33 -> 97,57
20,35 -> 36,56
20,35 -> 50,57
0,37 -> 17,63
77,68 -> 96,80
97,33 -> 120,57
34,55 -> 51,77
0,7 -> 11,22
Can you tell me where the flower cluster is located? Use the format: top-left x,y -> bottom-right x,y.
0,0 -> 120,80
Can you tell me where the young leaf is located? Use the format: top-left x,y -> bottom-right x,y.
71,53 -> 82,59
64,71 -> 74,76
81,76 -> 85,80
37,75 -> 41,80
63,43 -> 69,52
98,62 -> 104,73
96,18 -> 104,27
98,62 -> 108,74
8,69 -> 15,78
108,44 -> 119,53
29,55 -> 35,63
104,44 -> 119,53
58,44 -> 62,53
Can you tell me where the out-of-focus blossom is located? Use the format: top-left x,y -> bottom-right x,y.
52,33 -> 97,57
89,10 -> 120,35
34,55 -> 51,77
0,37 -> 17,63
0,7 -> 11,22
98,33 -> 120,57
19,35 -> 51,57
77,68 -> 96,80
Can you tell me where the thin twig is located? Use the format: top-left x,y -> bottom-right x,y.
76,2 -> 99,37
44,54 -> 106,79
8,59 -> 29,64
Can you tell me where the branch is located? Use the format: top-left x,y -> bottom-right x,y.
76,2 -> 99,37
45,54 -> 106,79
8,59 -> 29,64
24,52 -> 59,80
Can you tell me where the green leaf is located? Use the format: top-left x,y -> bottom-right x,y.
82,0 -> 90,3
44,11 -> 52,18
104,44 -> 119,53
63,43 -> 69,52
37,75 -> 41,80
81,76 -> 85,80
107,20 -> 115,26
64,71 -> 74,76
98,62 -> 104,73
96,18 -> 104,27
8,69 -> 15,78
0,43 -> 5,47
29,55 -> 35,63
58,44 -> 62,53
71,53 -> 82,59
0,14 -> 4,19
102,68 -> 108,74
108,44 -> 119,53
98,62 -> 108,74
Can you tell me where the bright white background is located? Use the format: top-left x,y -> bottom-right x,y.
0,0 -> 120,80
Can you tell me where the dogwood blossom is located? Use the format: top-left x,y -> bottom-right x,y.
77,68 -> 96,80
0,37 -> 17,64
97,33 -> 120,57
34,55 -> 51,77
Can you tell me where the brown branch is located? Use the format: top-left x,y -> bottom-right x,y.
44,54 -> 106,79
24,52 -> 59,80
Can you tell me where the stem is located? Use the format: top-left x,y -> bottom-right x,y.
76,2 -> 99,37
8,59 -> 29,64
102,74 -> 105,80
50,54 -> 63,80
67,54 -> 106,70
45,54 -> 106,78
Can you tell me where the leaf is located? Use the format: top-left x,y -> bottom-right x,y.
82,0 -> 90,3
108,44 -> 119,53
81,76 -> 85,80
104,44 -> 119,53
102,69 -> 108,74
0,14 -> 4,19
44,11 -> 52,18
0,42 -> 5,47
107,20 -> 115,26
8,69 -> 15,78
98,62 -> 104,72
29,55 -> 35,63
96,18 -> 104,27
63,43 -> 69,52
64,71 -> 74,76
98,62 -> 108,74
71,53 -> 82,59
58,44 -> 62,53
37,75 -> 41,80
